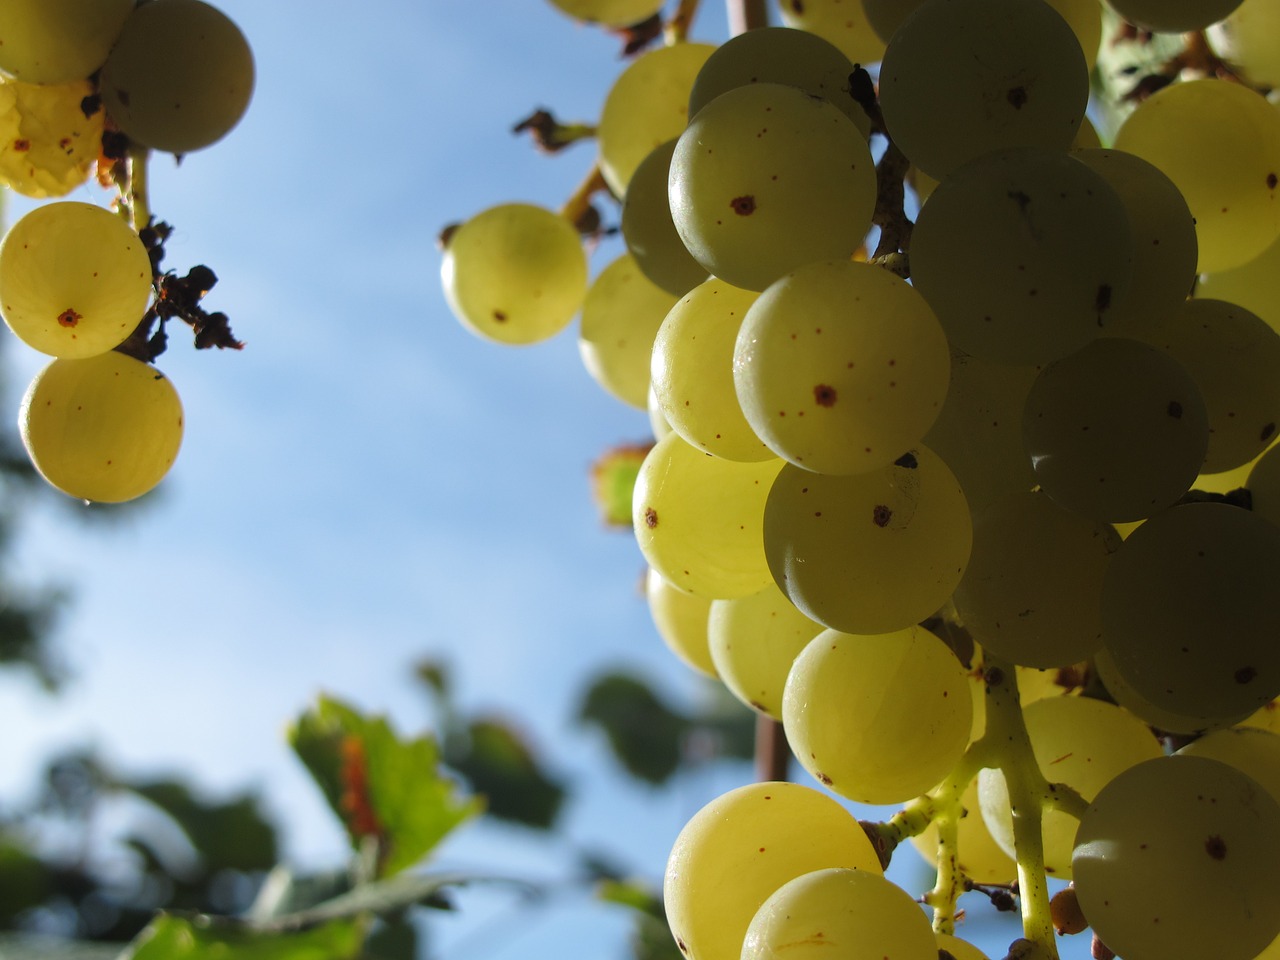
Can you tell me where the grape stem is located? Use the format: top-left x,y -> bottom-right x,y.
664,0 -> 702,43
125,144 -> 152,233
558,163 -> 610,234
725,0 -> 768,35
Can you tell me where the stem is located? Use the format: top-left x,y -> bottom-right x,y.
754,715 -> 790,782
558,163 -> 609,230
726,0 -> 768,35
664,0 -> 702,43
126,145 -> 152,231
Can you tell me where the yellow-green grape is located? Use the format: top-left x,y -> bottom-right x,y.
953,491 -> 1119,669
1114,78 -> 1280,273
546,0 -> 665,25
1101,501 -> 1280,726
910,148 -> 1133,365
764,447 -> 971,634
977,696 -> 1163,878
0,201 -> 152,359
651,279 -> 773,462
620,140 -> 708,297
1105,0 -> 1244,32
733,259 -> 950,475
1017,662 -> 1088,704
598,42 -> 715,198
1179,727 -> 1280,804
1208,0 -> 1280,87
783,625 -> 972,804
910,777 -> 1018,885
441,203 -> 587,345
1248,439 -> 1280,527
1139,298 -> 1280,473
1197,231 -> 1280,334
0,0 -> 133,83
922,350 -> 1039,514
742,868 -> 937,960
669,82 -> 876,292
664,781 -> 883,960
647,383 -> 674,442
1074,148 -> 1199,338
0,78 -> 103,198
100,0 -> 254,155
1022,338 -> 1210,522
633,432 -> 783,599
779,0 -> 887,66
707,581 -> 823,719
578,253 -> 678,410
877,0 -> 1088,180
645,567 -> 717,679
1073,755 -> 1280,960
935,933 -> 990,960
20,352 -> 183,504
1094,646 -> 1249,735
689,26 -> 873,137
1243,699 -> 1280,735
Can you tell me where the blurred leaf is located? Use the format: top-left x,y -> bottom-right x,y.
443,717 -> 566,830
596,879 -> 684,960
412,660 -> 449,700
359,916 -> 417,960
0,585 -> 68,691
0,839 -> 53,923
577,673 -> 691,785
288,695 -> 482,877
121,913 -> 364,960
246,867 -> 354,925
0,933 -> 122,960
126,781 -> 278,873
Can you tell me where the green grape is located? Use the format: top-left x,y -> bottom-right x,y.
1138,298 -> 1280,473
1072,755 -> 1280,960
688,26 -> 873,137
952,491 -> 1120,669
877,0 -> 1088,180
620,140 -> 708,297
645,567 -> 717,679
922,350 -> 1039,514
1101,501 -> 1280,726
707,580 -> 823,719
783,624 -> 972,804
1094,645 -> 1249,735
598,42 -> 715,198
632,432 -> 784,599
778,0 -> 888,66
910,776 -> 1018,885
934,933 -> 990,960
1208,0 -> 1280,87
20,352 -> 183,504
440,203 -> 587,346
1113,78 -> 1280,273
1243,699 -> 1280,736
669,82 -> 876,292
1106,0 -> 1245,33
1073,148 -> 1199,338
1247,439 -> 1280,528
578,253 -> 678,410
742,868 -> 937,960
647,382 -> 675,442
664,781 -> 882,960
733,259 -> 950,475
651,278 -> 773,462
977,695 -> 1163,878
1179,727 -> 1280,803
1197,231 -> 1280,334
764,446 -> 972,634
546,0 -> 665,26
1022,337 -> 1210,522
100,0 -> 254,155
0,77 -> 103,198
0,201 -> 153,359
0,0 -> 133,84
909,147 -> 1134,365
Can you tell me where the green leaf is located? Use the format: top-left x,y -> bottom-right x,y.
577,673 -> 691,785
596,879 -> 684,960
126,780 -> 279,872
442,716 -> 566,830
287,695 -> 482,877
121,914 -> 365,960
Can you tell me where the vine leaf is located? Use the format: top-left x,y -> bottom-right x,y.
120,913 -> 365,960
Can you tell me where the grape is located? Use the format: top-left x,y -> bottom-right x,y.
934,933 -> 991,960
1114,78 -> 1280,273
1072,755 -> 1280,960
1248,439 -> 1280,528
0,201 -> 153,360
1179,727 -> 1280,803
911,776 -> 1017,885
0,77 -> 104,199
877,0 -> 1089,180
578,253 -> 678,410
645,568 -> 716,679
742,867 -> 937,960
707,580 -> 823,719
1208,0 -> 1280,88
20,352 -> 184,504
669,82 -> 876,292
779,0 -> 888,66
620,140 -> 708,297
1022,337 -> 1210,522
598,42 -> 715,198
0,0 -> 133,84
650,279 -> 773,462
909,148 -> 1134,365
1094,645 -> 1249,735
1101,501 -> 1280,726
783,624 -> 972,804
952,491 -> 1120,669
1244,699 -> 1280,736
664,781 -> 882,960
733,259 -> 950,475
1198,232 -> 1280,334
545,0 -> 664,26
632,433 -> 784,599
976,696 -> 1163,877
100,0 -> 254,155
764,446 -> 971,634
440,203 -> 587,346
1106,0 -> 1245,33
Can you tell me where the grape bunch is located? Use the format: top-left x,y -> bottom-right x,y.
0,0 -> 253,503
440,1 -> 1280,958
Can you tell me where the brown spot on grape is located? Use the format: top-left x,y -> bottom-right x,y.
1096,284 -> 1112,323
1205,835 -> 1227,860
1007,86 -> 1028,109
1262,422 -> 1276,442
730,195 -> 757,216
677,939 -> 688,955
814,384 -> 837,406
1236,666 -> 1257,684
872,504 -> 893,526
12,139 -> 29,152
894,451 -> 919,469
790,0 -> 803,10
492,309 -> 508,323
1269,173 -> 1278,190
816,772 -> 833,785
1168,401 -> 1183,419
644,508 -> 659,528
57,308 -> 82,328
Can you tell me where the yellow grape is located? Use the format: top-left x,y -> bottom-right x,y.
1107,0 -> 1245,33
0,78 -> 104,198
1208,0 -> 1280,87
1197,231 -> 1280,334
779,0 -> 887,66
546,0 -> 664,25
0,0 -> 133,84
934,933 -> 990,960
910,776 -> 1017,885
645,567 -> 717,679
1178,726 -> 1280,803
620,140 -> 708,297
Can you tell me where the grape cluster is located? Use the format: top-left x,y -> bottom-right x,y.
441,1 -> 1280,958
0,0 -> 254,503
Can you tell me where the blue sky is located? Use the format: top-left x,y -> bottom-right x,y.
0,3 -> 1089,958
